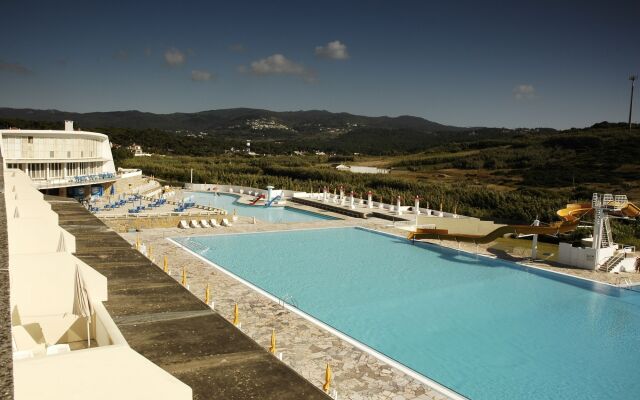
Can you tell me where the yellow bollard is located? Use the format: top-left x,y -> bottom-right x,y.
148,245 -> 153,260
181,266 -> 187,286
135,235 -> 140,250
204,283 -> 210,304
269,329 -> 276,354
233,303 -> 239,326
163,255 -> 168,273
323,363 -> 332,393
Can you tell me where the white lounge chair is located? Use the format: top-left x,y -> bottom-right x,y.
221,218 -> 233,227
178,220 -> 189,229
200,219 -> 211,228
190,220 -> 201,228
210,219 -> 220,227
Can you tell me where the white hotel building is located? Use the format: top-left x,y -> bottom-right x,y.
0,121 -> 116,197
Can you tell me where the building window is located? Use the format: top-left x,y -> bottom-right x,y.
28,136 -> 33,144
49,163 -> 63,178
50,151 -> 54,158
67,151 -> 71,158
67,162 -> 77,177
28,163 -> 46,180
81,151 -> 84,158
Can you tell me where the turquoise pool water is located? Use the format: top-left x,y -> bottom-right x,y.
185,191 -> 339,223
174,227 -> 640,400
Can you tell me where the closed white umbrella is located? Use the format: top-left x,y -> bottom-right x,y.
73,265 -> 94,347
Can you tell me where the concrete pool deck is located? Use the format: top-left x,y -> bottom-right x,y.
46,195 -> 331,400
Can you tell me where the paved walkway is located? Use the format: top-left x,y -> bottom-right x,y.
46,195 -> 330,400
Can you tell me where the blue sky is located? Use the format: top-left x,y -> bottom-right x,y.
1,0 -> 638,128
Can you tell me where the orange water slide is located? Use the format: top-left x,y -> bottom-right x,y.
620,202 -> 640,218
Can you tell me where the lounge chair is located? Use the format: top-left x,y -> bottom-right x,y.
221,218 -> 233,227
190,220 -> 201,228
210,219 -> 220,227
200,219 -> 211,228
178,220 -> 189,229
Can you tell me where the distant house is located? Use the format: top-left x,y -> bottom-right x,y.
335,164 -> 390,174
128,143 -> 151,157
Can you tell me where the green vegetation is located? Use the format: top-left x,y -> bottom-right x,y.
116,124 -> 640,246
2,116 -> 638,246
120,153 -> 566,223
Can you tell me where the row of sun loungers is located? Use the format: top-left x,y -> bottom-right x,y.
179,218 -> 232,229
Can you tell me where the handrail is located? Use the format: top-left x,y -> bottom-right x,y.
601,252 -> 625,272
278,293 -> 299,308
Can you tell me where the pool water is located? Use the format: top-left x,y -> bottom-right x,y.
174,227 -> 640,400
185,191 -> 339,223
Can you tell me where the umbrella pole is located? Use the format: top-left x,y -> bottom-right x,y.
87,318 -> 91,348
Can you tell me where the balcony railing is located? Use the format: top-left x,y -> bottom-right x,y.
31,172 -> 117,189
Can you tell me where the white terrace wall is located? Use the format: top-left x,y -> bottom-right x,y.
5,168 -> 192,400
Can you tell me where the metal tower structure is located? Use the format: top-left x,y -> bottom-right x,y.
590,193 -> 632,264
630,75 -> 637,132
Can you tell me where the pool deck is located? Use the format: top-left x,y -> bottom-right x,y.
45,195 -> 331,400
99,194 -> 639,400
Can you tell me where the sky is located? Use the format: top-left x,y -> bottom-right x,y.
1,0 -> 639,129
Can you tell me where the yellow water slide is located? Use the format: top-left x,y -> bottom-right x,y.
407,203 -> 591,244
556,203 -> 593,222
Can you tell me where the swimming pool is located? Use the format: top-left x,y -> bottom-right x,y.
173,227 -> 640,400
185,191 -> 339,223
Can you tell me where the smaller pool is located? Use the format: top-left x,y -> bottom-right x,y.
185,191 -> 340,223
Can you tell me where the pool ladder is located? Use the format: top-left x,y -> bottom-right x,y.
186,239 -> 210,254
615,276 -> 633,286
279,294 -> 299,309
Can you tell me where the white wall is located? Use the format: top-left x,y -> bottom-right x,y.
558,243 -> 617,270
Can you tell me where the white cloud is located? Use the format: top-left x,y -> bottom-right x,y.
191,69 -> 214,81
315,40 -> 349,60
243,54 -> 315,82
164,47 -> 185,66
513,84 -> 536,100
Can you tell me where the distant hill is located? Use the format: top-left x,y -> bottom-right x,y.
0,107 -> 459,133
